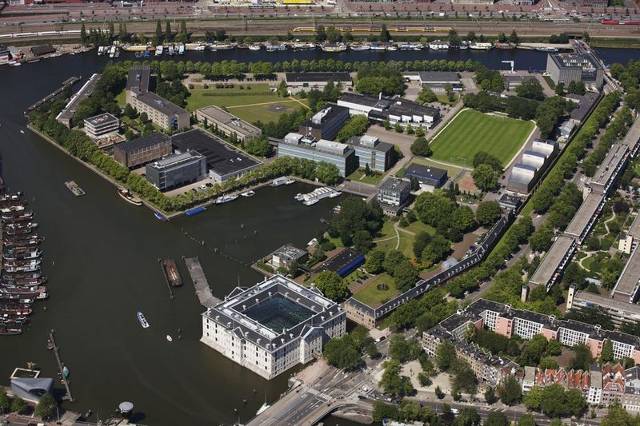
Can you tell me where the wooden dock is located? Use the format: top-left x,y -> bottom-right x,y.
48,330 -> 73,402
184,257 -> 220,308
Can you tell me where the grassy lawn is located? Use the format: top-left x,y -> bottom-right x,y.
402,220 -> 436,236
347,169 -> 386,185
352,273 -> 400,307
185,84 -> 308,124
429,109 -> 534,167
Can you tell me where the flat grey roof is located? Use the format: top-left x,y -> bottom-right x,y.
530,235 -> 575,286
573,290 -> 640,322
379,177 -> 411,193
85,112 -> 118,126
613,245 -> 640,301
127,65 -> 151,93
136,92 -> 188,117
592,144 -> 629,187
115,132 -> 170,154
147,151 -> 204,170
197,105 -> 261,137
628,214 -> 640,239
564,192 -> 603,238
419,71 -> 461,83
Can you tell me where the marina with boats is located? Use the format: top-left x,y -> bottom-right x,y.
0,192 -> 46,336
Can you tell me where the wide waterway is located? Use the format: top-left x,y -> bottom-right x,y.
0,47 -> 639,425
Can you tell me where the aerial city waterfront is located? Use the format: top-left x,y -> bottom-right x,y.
2,0 -> 640,425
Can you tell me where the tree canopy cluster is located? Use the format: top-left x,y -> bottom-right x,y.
328,197 -> 384,251
524,384 -> 587,418
583,106 -> 633,177
413,231 -> 451,267
323,325 -> 378,370
364,249 -> 419,293
410,136 -> 432,157
414,191 -> 478,242
475,66 -> 505,92
387,287 -> 458,331
336,115 -> 370,142
610,59 -> 640,111
355,63 -> 406,96
313,271 -> 350,302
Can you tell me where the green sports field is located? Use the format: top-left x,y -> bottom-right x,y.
430,109 -> 534,167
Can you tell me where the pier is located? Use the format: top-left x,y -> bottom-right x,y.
48,329 -> 73,402
184,257 -> 220,308
24,76 -> 81,115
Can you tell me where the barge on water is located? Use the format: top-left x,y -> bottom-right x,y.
64,181 -> 85,197
160,258 -> 183,287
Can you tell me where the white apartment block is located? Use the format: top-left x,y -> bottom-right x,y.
558,327 -> 590,347
201,275 -> 346,380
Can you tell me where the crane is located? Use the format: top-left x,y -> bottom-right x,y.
502,60 -> 515,73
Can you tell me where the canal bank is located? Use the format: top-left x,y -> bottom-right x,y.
0,47 -> 639,425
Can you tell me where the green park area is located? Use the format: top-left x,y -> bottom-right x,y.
429,109 -> 534,167
185,84 -> 308,123
352,273 -> 400,307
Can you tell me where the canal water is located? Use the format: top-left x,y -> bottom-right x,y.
0,47 -> 638,425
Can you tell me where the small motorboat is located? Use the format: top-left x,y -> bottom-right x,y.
137,311 -> 150,329
240,190 -> 255,197
166,335 -> 173,342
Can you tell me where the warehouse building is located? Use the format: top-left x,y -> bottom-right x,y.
196,105 -> 262,143
507,163 -> 538,194
113,133 -> 172,169
417,71 -> 463,93
298,105 -> 349,141
276,133 -> 357,177
201,275 -> 346,380
83,113 -> 120,139
345,135 -> 394,173
404,163 -> 448,190
171,128 -> 260,182
145,150 -> 207,191
546,53 -> 604,89
339,93 -> 440,128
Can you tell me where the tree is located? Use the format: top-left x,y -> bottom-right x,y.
380,360 -> 415,397
0,388 -> 9,413
243,137 -> 271,157
336,115 -> 369,142
435,385 -> 445,399
454,407 -> 481,426
472,164 -> 499,192
452,361 -> 478,395
394,260 -> 419,292
539,356 -> 559,369
435,341 -> 457,371
484,412 -> 509,426
518,414 -> 536,426
555,82 -> 565,96
571,344 -> 593,370
11,397 -> 27,414
601,339 -> 614,364
389,335 -> 421,363
484,386 -> 498,404
380,24 -> 391,42
524,385 -> 544,411
473,152 -> 502,172
540,384 -> 568,418
155,20 -> 163,42
34,393 -> 56,419
529,226 -> 554,253
476,201 -> 502,227
323,335 -> 363,371
315,162 -> 340,185
497,375 -> 522,406
365,249 -> 385,274
516,78 -> 545,100
313,271 -> 350,302
602,403 -> 638,426
566,388 -> 587,417
421,234 -> 451,266
509,30 -> 520,45
383,250 -> 406,274
411,136 -> 432,157
80,23 -> 87,45
373,401 -> 399,423
417,87 -> 438,104
165,20 -> 172,41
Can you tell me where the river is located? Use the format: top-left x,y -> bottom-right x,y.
0,47 -> 638,425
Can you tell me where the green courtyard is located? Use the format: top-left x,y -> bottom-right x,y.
429,109 -> 535,167
185,84 -> 308,124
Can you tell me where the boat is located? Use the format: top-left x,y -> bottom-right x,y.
97,46 -> 105,56
62,366 -> 70,378
271,177 -> 289,187
64,181 -> 85,197
137,312 -> 150,329
185,206 -> 206,216
265,43 -> 286,52
349,43 -> 370,51
108,46 -> 116,59
153,211 -> 167,221
0,327 -> 22,336
321,43 -> 347,52
248,44 -> 262,51
240,190 -> 255,197
256,402 -> 270,416
495,42 -> 515,50
118,188 -> 142,206
428,40 -> 449,50
166,335 -> 173,342
536,46 -> 559,52
470,42 -> 493,50
369,43 -> 387,51
160,259 -> 183,287
385,45 -> 398,51
167,45 -> 175,56
294,193 -> 304,201
284,178 -> 295,185
214,194 -> 238,204
155,45 -> 163,56
292,42 -> 315,50
177,44 -> 185,55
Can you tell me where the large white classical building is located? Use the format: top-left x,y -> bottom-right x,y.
201,275 -> 346,379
